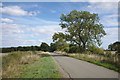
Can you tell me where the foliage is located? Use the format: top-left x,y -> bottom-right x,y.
59,10 -> 106,51
108,41 -> 120,53
89,45 -> 104,55
1,42 -> 51,53
68,44 -> 81,53
1,46 -> 41,53
40,42 -> 50,52
49,43 -> 57,52
52,33 -> 69,52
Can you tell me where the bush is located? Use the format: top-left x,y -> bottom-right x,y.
69,46 -> 77,53
105,51 -> 112,57
89,46 -> 104,55
95,48 -> 104,55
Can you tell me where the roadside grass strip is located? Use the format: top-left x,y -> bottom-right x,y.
68,53 -> 119,72
20,56 -> 62,78
2,51 -> 62,78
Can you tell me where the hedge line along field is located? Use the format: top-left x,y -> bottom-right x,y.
2,51 -> 62,78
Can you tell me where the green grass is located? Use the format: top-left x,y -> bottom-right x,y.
20,56 -> 62,78
2,51 -> 62,78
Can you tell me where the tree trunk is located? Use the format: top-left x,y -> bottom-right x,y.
83,43 -> 86,52
78,44 -> 81,53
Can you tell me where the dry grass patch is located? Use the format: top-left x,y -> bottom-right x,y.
2,51 -> 40,78
20,54 -> 40,64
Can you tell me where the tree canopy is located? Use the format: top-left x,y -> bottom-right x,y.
59,10 -> 106,51
108,41 -> 120,53
52,32 -> 69,52
40,42 -> 50,52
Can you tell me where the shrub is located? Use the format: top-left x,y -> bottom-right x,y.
95,48 -> 104,55
89,46 -> 104,55
105,51 -> 112,57
69,46 -> 78,53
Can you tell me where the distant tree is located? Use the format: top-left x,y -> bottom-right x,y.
2,45 -> 41,53
17,46 -> 24,51
49,43 -> 57,52
59,10 -> 106,52
40,42 -> 49,52
108,44 -> 113,51
108,41 -> 120,52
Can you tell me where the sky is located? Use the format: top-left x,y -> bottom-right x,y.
0,1 -> 119,49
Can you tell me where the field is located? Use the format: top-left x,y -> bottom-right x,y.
1,51 -> 62,78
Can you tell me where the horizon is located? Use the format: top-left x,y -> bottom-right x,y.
1,2 -> 119,49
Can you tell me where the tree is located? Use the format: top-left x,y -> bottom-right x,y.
52,32 -> 69,52
40,42 -> 49,52
49,43 -> 57,52
69,44 -> 80,53
108,41 -> 120,52
60,10 -> 106,52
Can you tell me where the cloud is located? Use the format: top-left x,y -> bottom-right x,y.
86,2 -> 118,14
2,22 -> 118,48
51,10 -> 56,13
1,23 -> 38,47
1,6 -> 39,16
100,14 -> 118,27
83,2 -> 118,27
1,23 -> 24,37
2,0 -> 70,2
29,25 -> 62,35
0,18 -> 13,23
28,11 -> 40,16
1,21 -> 63,47
70,0 -> 119,2
102,28 -> 118,49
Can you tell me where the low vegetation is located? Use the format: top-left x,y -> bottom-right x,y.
2,51 -> 61,78
20,55 -> 61,78
66,51 -> 119,72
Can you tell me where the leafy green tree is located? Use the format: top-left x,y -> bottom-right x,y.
49,43 -> 57,52
60,10 -> 106,52
108,41 -> 120,52
69,44 -> 79,53
52,32 -> 69,52
40,42 -> 50,52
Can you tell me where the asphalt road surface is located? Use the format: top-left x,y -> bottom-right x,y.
50,52 -> 119,78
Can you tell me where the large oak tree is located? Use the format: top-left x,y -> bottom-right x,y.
59,10 -> 106,52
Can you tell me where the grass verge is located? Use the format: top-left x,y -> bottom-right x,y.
20,55 -> 62,78
68,54 -> 119,72
2,51 -> 62,78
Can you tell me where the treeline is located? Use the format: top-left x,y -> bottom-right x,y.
1,41 -> 120,53
1,42 -> 49,53
1,46 -> 40,53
